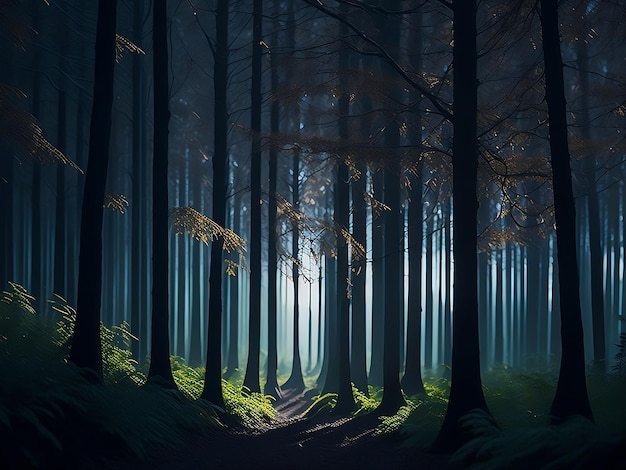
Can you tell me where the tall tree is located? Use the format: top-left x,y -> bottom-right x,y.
69,0 -> 118,380
539,0 -> 593,423
130,0 -> 146,361
242,0 -> 263,394
577,33 -> 605,372
377,0 -> 407,415
435,0 -> 494,450
264,0 -> 281,397
147,0 -> 175,386
332,14 -> 356,413
201,0 -> 228,409
283,151 -> 305,392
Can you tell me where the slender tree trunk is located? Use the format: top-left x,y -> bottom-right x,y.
225,196 -> 240,377
31,8 -> 42,313
369,169 -> 385,386
176,164 -> 187,357
243,0 -> 263,394
189,182 -> 203,366
350,161 -> 368,395
424,213 -> 434,370
69,0 -> 118,381
147,0 -> 175,386
53,90 -> 67,298
402,157 -> 425,395
130,0 -> 146,361
201,0 -> 228,408
284,152 -> 305,392
435,0 -> 493,450
264,2 -> 280,396
334,161 -> 355,412
578,41 -> 605,371
540,0 -> 593,423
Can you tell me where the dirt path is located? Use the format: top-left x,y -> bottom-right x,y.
114,388 -> 455,470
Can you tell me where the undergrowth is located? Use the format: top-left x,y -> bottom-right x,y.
0,283 -> 275,468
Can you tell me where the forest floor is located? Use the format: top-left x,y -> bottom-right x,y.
112,388 -> 455,470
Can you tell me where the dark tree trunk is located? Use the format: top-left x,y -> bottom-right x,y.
435,0 -> 493,450
147,0 -> 175,386
176,164 -> 187,358
350,161 -> 368,395
53,90 -> 67,298
31,9 -> 42,313
314,263 -> 323,375
225,196 -> 240,377
540,0 -> 593,423
243,0 -> 263,394
189,191 -> 203,367
69,0 -> 118,381
369,169 -> 385,387
264,2 -> 280,397
377,0 -> 407,414
334,160 -> 355,413
378,157 -> 407,414
284,152 -> 305,392
320,251 -> 338,392
201,0 -> 228,408
332,27 -> 355,412
130,0 -> 146,361
578,41 -> 605,372
402,158 -> 425,396
424,213 -> 434,371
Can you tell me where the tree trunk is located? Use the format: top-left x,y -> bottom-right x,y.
540,0 -> 593,423
402,157 -> 425,395
69,0 -> 118,381
53,90 -> 67,298
264,1 -> 280,397
284,152 -> 305,392
369,169 -> 385,387
350,161 -> 368,395
147,0 -> 175,386
242,0 -> 263,394
130,0 -> 146,361
225,195 -> 240,377
435,0 -> 493,450
201,0 -> 228,408
578,41 -> 605,372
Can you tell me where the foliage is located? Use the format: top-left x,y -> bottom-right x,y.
103,191 -> 129,214
0,282 -> 59,359
451,413 -> 626,469
170,206 -> 247,275
164,356 -> 277,429
352,384 -> 379,415
375,380 -> 449,445
50,294 -> 146,386
0,284 -> 255,467
304,383 -> 382,417
223,380 -> 277,429
0,355 -> 222,468
0,83 -> 81,171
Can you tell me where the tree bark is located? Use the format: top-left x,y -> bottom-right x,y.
69,0 -> 118,381
201,0 -> 229,408
540,0 -> 593,423
242,0 -> 263,394
435,0 -> 493,450
264,0 -> 280,397
283,151 -> 305,392
147,0 -> 175,386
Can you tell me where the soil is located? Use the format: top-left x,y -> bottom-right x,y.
111,388 -> 456,470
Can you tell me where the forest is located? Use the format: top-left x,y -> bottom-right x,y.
1,0 -> 625,468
